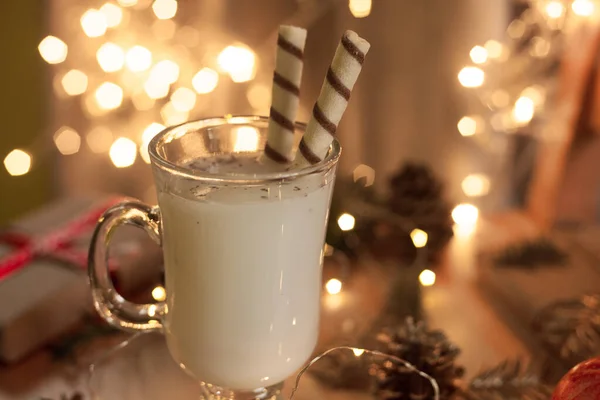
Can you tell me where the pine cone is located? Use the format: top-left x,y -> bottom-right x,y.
384,162 -> 454,262
374,318 -> 464,400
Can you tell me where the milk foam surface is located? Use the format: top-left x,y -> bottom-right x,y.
158,153 -> 334,390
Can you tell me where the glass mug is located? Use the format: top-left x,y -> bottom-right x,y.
88,116 -> 341,399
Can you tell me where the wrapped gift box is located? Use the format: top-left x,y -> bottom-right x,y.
0,196 -> 163,362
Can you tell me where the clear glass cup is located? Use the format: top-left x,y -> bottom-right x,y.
88,115 -> 341,399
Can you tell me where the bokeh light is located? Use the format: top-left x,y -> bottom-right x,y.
192,68 -> 219,94
86,126 -> 113,153
53,127 -> 81,155
38,36 -> 68,64
458,66 -> 484,88
126,45 -> 152,72
152,286 -> 167,302
349,0 -> 372,18
170,87 -> 197,112
461,174 -> 491,197
96,42 -> 125,72
4,149 -> 32,176
469,45 -> 488,64
512,96 -> 535,124
410,229 -> 428,248
218,45 -> 256,83
61,70 -> 88,96
99,3 -> 123,28
457,116 -> 480,136
419,269 -> 436,287
325,278 -> 342,295
80,9 -> 108,38
152,0 -> 178,19
95,82 -> 124,110
109,137 -> 137,168
451,204 -> 479,226
337,213 -> 356,231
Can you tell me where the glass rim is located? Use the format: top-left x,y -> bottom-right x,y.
148,115 -> 341,183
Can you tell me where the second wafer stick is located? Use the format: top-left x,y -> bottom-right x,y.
294,30 -> 370,166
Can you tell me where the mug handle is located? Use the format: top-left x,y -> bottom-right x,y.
88,200 -> 165,332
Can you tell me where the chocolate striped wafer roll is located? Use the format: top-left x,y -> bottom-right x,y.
262,25 -> 307,164
294,30 -> 370,166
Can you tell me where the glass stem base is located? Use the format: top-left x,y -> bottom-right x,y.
199,383 -> 284,400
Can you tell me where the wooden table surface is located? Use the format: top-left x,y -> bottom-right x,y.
0,220 -> 531,399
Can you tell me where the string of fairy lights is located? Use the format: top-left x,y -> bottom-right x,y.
455,0 -> 599,223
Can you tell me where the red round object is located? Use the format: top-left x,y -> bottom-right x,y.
553,357 -> 600,400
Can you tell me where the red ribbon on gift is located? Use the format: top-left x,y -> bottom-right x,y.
0,199 -> 122,281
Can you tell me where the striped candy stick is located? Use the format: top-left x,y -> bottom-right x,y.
262,25 -> 308,164
294,30 -> 370,166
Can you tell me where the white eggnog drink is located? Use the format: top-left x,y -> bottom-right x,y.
157,152 -> 335,390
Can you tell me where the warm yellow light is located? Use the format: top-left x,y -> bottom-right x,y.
95,82 -> 124,110
352,348 -> 365,357
349,0 -> 372,18
38,36 -> 68,64
109,137 -> 137,168
325,278 -> 342,295
218,45 -> 256,83
151,60 -> 180,84
507,19 -> 526,39
61,70 -> 88,96
530,37 -> 551,58
545,1 -> 565,18
80,9 -> 108,38
160,102 -> 189,126
246,83 -> 271,110
452,204 -> 479,226
484,40 -> 503,59
152,0 -> 178,19
491,90 -> 510,108
100,3 -> 123,27
53,127 -> 81,155
233,126 -> 260,152
96,42 -> 125,72
86,126 -> 113,153
512,96 -> 535,124
457,116 -> 480,137
461,174 -> 491,197
192,68 -> 219,94
458,66 -> 484,88
419,269 -> 436,287
132,91 -> 156,110
140,123 -> 165,163
117,0 -> 137,6
170,87 -> 196,112
3,149 -> 32,176
410,229 -> 428,248
126,45 -> 152,72
144,79 -> 170,100
352,164 -> 376,187
337,213 -> 356,231
572,0 -> 595,16
151,285 -> 167,302
469,45 -> 488,64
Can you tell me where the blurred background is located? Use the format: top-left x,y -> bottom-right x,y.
0,0 -> 510,223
